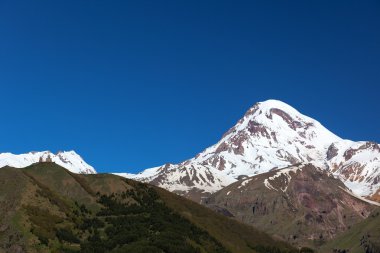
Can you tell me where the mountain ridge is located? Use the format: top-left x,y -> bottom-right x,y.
117,99 -> 380,202
0,150 -> 96,174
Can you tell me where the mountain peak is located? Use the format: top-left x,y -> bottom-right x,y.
243,99 -> 299,117
119,100 -> 379,203
257,99 -> 299,111
232,99 -> 341,150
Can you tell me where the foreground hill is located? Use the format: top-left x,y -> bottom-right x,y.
119,100 -> 380,203
0,162 -> 296,253
205,164 -> 378,249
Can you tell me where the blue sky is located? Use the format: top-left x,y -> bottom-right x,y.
0,1 -> 379,173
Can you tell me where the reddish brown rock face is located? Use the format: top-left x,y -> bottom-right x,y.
369,189 -> 380,202
206,164 -> 375,248
326,144 -> 339,160
247,121 -> 271,138
269,108 -> 302,130
344,142 -> 380,160
215,142 -> 229,153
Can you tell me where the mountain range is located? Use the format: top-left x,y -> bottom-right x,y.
115,100 -> 380,203
1,99 -> 380,252
0,151 -> 96,174
1,100 -> 378,203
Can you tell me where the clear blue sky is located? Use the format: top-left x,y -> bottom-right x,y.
0,1 -> 379,173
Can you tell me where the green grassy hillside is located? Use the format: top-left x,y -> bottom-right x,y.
0,163 -> 297,253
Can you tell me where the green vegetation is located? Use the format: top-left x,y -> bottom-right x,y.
25,205 -> 64,245
81,185 -> 229,252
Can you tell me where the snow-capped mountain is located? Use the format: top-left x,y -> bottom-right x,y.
0,150 -> 96,174
117,100 -> 380,202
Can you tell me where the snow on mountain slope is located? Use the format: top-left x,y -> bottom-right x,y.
327,140 -> 380,198
117,100 -> 380,202
187,99 -> 341,177
116,163 -> 235,194
0,151 -> 96,174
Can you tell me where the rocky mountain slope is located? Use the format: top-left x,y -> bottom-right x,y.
118,100 -> 380,202
0,150 -> 96,174
320,208 -> 380,253
0,163 -> 296,253
205,163 -> 379,249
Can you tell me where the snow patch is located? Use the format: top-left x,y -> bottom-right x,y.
263,165 -> 302,192
339,186 -> 380,207
238,178 -> 253,189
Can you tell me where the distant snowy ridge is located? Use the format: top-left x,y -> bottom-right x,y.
0,150 -> 96,174
117,99 -> 380,202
